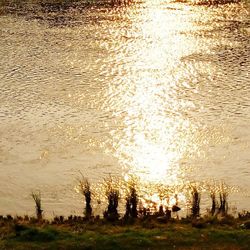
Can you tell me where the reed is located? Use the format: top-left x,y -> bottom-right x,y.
78,174 -> 92,219
210,190 -> 218,216
156,184 -> 172,217
4,178 -> 239,224
31,191 -> 43,220
190,186 -> 201,218
218,183 -> 229,216
103,176 -> 120,221
124,182 -> 138,219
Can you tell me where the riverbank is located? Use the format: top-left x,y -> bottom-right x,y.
0,215 -> 250,249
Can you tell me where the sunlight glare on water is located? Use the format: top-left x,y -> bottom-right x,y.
101,1 -> 247,184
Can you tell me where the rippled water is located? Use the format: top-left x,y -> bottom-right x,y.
0,0 -> 250,216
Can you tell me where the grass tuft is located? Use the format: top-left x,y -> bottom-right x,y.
78,173 -> 92,219
31,191 -> 43,221
210,190 -> 218,216
218,182 -> 229,216
190,186 -> 201,219
103,176 -> 120,222
124,181 -> 138,220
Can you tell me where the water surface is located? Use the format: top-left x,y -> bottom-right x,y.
0,0 -> 249,215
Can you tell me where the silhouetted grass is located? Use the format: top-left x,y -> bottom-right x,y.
1,177 -> 248,235
103,176 -> 120,221
124,180 -> 138,220
210,190 -> 218,216
52,215 -> 65,224
78,174 -> 92,219
31,191 -> 43,221
238,210 -> 250,220
190,186 -> 201,218
218,183 -> 229,216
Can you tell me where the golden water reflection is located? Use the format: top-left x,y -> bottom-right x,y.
102,1 -> 226,183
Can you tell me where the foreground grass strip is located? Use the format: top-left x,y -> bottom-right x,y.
1,222 -> 250,250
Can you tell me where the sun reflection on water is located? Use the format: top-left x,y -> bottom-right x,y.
100,2 -> 206,183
